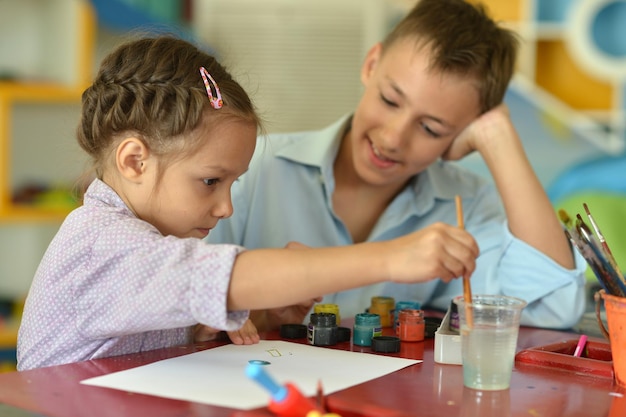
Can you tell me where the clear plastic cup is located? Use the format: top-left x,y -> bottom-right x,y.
455,294 -> 527,390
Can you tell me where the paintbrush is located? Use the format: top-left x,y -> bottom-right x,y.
455,195 -> 473,327
575,213 -> 626,296
558,209 -> 574,230
558,208 -> 625,296
583,202 -> 624,281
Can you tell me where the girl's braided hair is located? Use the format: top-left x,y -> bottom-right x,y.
77,35 -> 260,179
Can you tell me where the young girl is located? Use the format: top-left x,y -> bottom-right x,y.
17,36 -> 478,371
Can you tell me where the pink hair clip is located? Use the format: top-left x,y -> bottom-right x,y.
199,66 -> 223,109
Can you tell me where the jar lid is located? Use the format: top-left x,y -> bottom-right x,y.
355,313 -> 382,325
314,303 -> 339,312
279,324 -> 307,339
337,326 -> 351,342
395,300 -> 422,311
399,308 -> 424,318
424,317 -> 442,338
371,296 -> 395,306
310,312 -> 336,327
371,336 -> 401,353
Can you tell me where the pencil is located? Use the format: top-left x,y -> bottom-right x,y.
573,334 -> 587,357
455,195 -> 473,327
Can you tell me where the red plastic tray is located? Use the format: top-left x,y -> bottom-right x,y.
515,338 -> 613,379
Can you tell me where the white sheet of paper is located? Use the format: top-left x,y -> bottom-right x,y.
81,340 -> 420,409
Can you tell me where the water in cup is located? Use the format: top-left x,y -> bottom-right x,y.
456,294 -> 527,391
461,324 -> 519,390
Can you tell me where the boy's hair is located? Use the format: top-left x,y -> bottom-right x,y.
382,0 -> 519,113
77,35 -> 260,179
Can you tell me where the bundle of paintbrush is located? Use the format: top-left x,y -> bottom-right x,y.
558,204 -> 626,297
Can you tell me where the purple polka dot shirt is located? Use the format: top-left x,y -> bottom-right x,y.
17,179 -> 248,370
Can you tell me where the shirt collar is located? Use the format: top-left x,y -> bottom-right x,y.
85,178 -> 136,216
398,161 -> 476,217
420,161 -> 477,200
273,114 -> 475,212
275,114 -> 351,169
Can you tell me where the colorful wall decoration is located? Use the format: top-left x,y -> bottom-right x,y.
460,0 -> 626,193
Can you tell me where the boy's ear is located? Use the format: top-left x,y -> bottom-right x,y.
115,137 -> 150,182
361,42 -> 383,84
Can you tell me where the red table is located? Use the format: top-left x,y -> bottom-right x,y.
0,324 -> 624,417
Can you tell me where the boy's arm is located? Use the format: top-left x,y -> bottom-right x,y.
249,296 -> 323,331
446,104 -> 574,269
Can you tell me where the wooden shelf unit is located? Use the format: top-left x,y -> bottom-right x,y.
0,0 -> 95,223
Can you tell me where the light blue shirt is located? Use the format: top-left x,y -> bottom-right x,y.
208,115 -> 587,329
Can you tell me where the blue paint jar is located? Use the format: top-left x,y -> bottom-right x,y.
353,313 -> 382,346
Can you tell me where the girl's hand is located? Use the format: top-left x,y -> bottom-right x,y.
193,319 -> 260,345
385,222 -> 479,283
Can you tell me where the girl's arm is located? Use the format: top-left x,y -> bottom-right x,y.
227,222 -> 479,310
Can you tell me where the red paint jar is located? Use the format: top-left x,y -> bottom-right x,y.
398,309 -> 425,342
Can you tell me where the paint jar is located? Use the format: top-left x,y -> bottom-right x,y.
314,303 -> 341,325
307,312 -> 338,346
398,309 -> 425,342
369,296 -> 395,328
394,300 -> 422,334
449,297 -> 460,334
372,336 -> 401,353
353,313 -> 382,346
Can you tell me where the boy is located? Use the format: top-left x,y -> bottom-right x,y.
207,0 -> 586,330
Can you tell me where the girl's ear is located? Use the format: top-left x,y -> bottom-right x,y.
115,137 -> 149,182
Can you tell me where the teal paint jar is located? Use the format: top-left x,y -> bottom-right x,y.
353,313 -> 382,346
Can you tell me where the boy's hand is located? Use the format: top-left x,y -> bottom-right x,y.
267,296 -> 323,324
250,296 -> 323,331
248,240 -> 323,331
193,319 -> 260,345
443,103 -> 512,161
